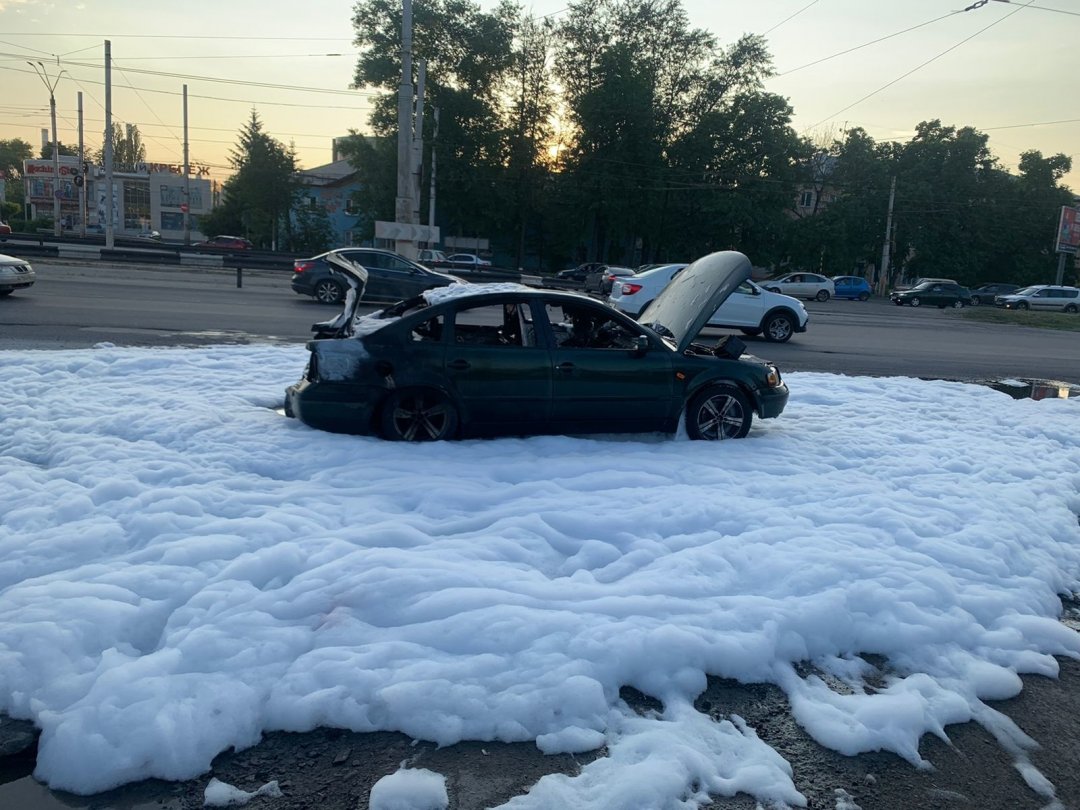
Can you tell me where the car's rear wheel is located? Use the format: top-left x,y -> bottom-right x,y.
909,297 -> 921,307
952,300 -> 964,309
314,279 -> 345,305
970,295 -> 982,306
739,327 -> 761,337
381,389 -> 458,441
686,384 -> 752,440
1015,301 -> 1029,311
815,290 -> 830,302
1066,304 -> 1079,314
762,311 -> 795,343
0,290 -> 12,298
858,292 -> 870,301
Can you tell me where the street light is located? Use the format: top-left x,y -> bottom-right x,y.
28,61 -> 68,237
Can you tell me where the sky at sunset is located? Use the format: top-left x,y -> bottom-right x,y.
1,0 -> 1076,190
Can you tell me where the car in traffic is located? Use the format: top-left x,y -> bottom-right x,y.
555,263 -> 605,286
193,235 -> 253,251
0,253 -> 35,296
285,251 -> 790,441
761,272 -> 835,301
416,249 -> 449,266
608,262 -> 808,342
831,276 -> 872,301
994,285 -> 1080,313
891,281 -> 971,308
968,283 -> 1018,306
584,265 -> 635,295
0,221 -> 11,240
891,276 -> 957,292
444,253 -> 492,270
292,248 -> 459,305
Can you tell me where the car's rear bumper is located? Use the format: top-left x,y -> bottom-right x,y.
285,379 -> 383,434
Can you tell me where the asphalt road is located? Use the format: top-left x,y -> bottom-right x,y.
2,260 -> 1079,386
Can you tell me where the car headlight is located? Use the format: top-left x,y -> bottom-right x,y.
766,365 -> 781,387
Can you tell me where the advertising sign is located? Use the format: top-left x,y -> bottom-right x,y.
1057,205 -> 1080,254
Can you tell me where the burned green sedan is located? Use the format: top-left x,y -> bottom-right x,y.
285,251 -> 790,440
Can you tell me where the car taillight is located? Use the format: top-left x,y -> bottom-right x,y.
606,274 -> 617,281
621,283 -> 643,295
294,261 -> 315,274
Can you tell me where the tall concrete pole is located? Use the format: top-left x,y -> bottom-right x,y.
183,84 -> 191,245
104,40 -> 115,248
411,59 -> 426,230
395,0 -> 415,257
878,176 -> 896,294
78,91 -> 86,238
429,107 -> 439,229
28,62 -> 65,236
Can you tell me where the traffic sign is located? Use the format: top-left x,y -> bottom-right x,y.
180,203 -> 189,213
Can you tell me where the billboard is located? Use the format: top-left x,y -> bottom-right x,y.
1057,205 -> 1080,254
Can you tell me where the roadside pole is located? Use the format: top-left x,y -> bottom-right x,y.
394,0 -> 416,259
877,176 -> 896,295
104,40 -> 114,250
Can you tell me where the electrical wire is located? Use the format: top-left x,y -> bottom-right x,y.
762,0 -> 820,36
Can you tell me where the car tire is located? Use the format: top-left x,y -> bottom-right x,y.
762,311 -> 796,343
1066,304 -> 1079,314
686,384 -> 752,440
952,300 -> 964,309
314,279 -> 345,305
815,290 -> 830,302
739,328 -> 762,337
765,286 -> 781,294
970,295 -> 981,306
909,297 -> 921,308
0,290 -> 12,298
380,389 -> 458,442
1016,301 -> 1029,311
858,292 -> 870,301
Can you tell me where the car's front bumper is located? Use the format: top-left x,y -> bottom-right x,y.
754,382 -> 790,419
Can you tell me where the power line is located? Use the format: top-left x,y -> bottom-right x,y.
0,33 -> 354,41
762,0 -> 820,36
805,1 -> 1034,131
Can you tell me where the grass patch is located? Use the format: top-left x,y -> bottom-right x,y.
960,307 -> 1080,332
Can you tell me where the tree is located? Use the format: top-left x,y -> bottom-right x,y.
1,138 -> 34,220
96,123 -> 147,172
209,111 -> 298,248
40,141 -> 77,159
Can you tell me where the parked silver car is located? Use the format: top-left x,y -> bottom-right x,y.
995,285 -> 1080,313
0,253 -> 35,297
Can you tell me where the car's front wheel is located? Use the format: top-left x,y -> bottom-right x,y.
970,295 -> 982,306
686,384 -> 752,440
909,297 -> 921,307
815,290 -> 830,302
1066,304 -> 1079,314
1015,301 -> 1029,311
313,279 -> 345,305
381,389 -> 459,441
952,300 -> 964,309
762,311 -> 796,342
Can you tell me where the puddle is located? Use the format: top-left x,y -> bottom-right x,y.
981,378 -> 1079,401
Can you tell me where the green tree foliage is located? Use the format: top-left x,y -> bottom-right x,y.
205,111 -> 298,248
335,133 -> 396,242
95,123 -> 147,172
40,141 -> 77,159
289,203 -> 336,254
0,138 -> 33,218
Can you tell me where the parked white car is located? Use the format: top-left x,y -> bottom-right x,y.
995,285 -> 1080,313
609,262 -> 808,342
761,272 -> 835,301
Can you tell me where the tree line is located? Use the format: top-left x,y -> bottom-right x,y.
342,0 -> 1074,284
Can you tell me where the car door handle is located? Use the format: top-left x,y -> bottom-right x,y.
447,359 -> 471,370
556,362 -> 575,372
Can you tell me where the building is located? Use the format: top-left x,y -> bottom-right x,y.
295,158 -> 363,248
23,158 -> 212,241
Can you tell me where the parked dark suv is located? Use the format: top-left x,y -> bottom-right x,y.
291,248 -> 459,305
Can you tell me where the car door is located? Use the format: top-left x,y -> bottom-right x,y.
541,301 -> 674,434
708,281 -> 763,328
445,299 -> 552,434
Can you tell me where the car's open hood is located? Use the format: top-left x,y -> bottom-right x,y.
638,251 -> 752,353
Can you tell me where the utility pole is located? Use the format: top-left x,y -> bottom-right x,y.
183,84 -> 191,246
104,40 -> 115,249
395,0 -> 416,257
428,107 -> 439,229
28,61 -> 66,237
878,176 -> 896,294
411,59 -> 426,231
77,91 -> 86,238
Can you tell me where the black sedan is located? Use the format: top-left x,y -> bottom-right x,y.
584,265 -> 635,295
291,248 -> 459,305
969,283 -> 1019,306
285,252 -> 790,441
891,281 -> 972,308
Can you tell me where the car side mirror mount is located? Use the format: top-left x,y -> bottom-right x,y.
633,335 -> 650,355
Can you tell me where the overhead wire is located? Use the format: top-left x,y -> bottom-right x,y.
762,0 -> 820,36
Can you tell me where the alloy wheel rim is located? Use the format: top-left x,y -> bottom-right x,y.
316,282 -> 339,303
768,317 -> 792,340
393,395 -> 449,441
696,394 -> 744,440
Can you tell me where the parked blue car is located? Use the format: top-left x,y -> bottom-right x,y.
831,276 -> 872,301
